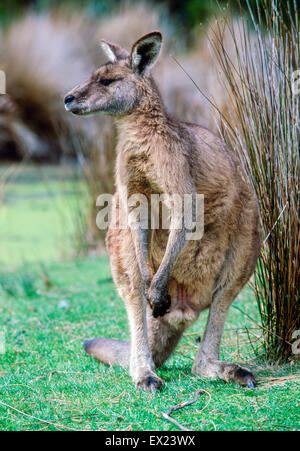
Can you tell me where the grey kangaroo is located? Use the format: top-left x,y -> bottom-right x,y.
65,31 -> 261,392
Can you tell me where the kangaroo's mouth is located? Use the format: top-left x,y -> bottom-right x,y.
68,107 -> 84,115
64,103 -> 90,116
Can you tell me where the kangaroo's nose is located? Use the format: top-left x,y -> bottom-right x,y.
64,95 -> 75,105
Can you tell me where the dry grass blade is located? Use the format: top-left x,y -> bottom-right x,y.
0,399 -> 79,431
258,374 -> 300,388
162,389 -> 211,431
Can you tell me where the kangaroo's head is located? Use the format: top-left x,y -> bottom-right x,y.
64,31 -> 162,116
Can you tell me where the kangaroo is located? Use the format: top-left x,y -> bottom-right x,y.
64,31 -> 261,392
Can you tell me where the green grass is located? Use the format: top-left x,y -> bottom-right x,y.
0,256 -> 299,431
0,165 -> 88,268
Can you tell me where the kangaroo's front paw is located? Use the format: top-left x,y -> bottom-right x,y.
136,373 -> 164,392
147,285 -> 171,318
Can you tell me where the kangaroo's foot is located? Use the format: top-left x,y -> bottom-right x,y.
135,369 -> 164,392
147,285 -> 171,318
130,354 -> 164,392
192,358 -> 256,388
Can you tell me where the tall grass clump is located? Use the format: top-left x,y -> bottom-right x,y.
211,0 -> 299,361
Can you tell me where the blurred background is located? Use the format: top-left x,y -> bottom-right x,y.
0,0 -> 254,267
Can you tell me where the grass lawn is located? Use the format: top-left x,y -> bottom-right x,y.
0,256 -> 299,431
0,164 -> 88,267
0,165 -> 299,431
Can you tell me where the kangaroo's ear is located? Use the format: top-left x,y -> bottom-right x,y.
130,31 -> 162,75
100,39 -> 129,62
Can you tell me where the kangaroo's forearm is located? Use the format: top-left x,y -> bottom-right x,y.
131,226 -> 153,284
153,227 -> 186,287
153,191 -> 197,287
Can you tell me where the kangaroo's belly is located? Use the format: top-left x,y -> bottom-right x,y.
150,229 -> 227,328
163,278 -> 211,329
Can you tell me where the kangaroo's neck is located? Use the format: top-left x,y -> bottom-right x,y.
115,81 -> 178,153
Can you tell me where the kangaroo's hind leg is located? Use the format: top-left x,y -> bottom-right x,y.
85,288 -> 161,392
146,308 -> 185,368
85,218 -> 184,391
192,286 -> 255,387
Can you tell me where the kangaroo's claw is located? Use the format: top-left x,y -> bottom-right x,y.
149,294 -> 171,318
136,374 -> 164,392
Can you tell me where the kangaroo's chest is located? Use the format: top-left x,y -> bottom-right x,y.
117,146 -> 163,196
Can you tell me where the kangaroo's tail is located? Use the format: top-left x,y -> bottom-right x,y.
83,338 -> 130,368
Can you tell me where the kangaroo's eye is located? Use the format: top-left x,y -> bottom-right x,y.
100,78 -> 115,86
99,77 -> 122,86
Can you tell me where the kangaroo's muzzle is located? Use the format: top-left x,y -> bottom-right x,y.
64,94 -> 76,112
